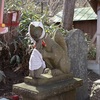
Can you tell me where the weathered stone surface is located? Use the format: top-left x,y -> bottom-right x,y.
90,80 -> 100,100
65,29 -> 88,100
13,78 -> 82,100
24,74 -> 73,86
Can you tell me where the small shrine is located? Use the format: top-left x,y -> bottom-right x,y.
0,0 -> 8,34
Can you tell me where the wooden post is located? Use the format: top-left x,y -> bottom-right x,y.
0,0 -> 4,24
96,2 -> 100,63
0,0 -> 8,34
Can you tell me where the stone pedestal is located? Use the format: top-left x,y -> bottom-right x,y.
13,74 -> 82,100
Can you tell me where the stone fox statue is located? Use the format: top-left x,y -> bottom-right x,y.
28,21 -> 70,77
42,30 -> 71,74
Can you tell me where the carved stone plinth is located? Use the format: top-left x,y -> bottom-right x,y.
24,74 -> 73,86
13,75 -> 82,100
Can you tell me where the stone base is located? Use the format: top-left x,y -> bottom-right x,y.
24,74 -> 73,86
13,77 -> 82,100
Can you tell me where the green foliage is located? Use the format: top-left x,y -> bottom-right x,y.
9,33 -> 30,66
10,55 -> 20,64
5,0 -> 36,11
84,33 -> 91,44
20,12 -> 41,33
88,47 -> 96,60
4,0 -> 42,33
4,0 -> 62,36
84,33 -> 96,60
0,70 -> 6,83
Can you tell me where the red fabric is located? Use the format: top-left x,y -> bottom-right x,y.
42,40 -> 46,47
12,95 -> 19,100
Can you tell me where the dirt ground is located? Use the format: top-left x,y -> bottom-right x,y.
0,69 -> 100,99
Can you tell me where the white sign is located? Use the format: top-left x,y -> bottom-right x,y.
12,12 -> 17,22
0,27 -> 8,34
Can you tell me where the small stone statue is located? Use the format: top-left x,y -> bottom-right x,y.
28,21 -> 70,78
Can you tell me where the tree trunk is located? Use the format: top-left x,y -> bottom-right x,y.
62,0 -> 76,30
0,0 -> 4,24
87,0 -> 97,14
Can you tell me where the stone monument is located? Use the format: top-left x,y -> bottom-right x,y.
13,22 -> 82,100
65,29 -> 88,100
